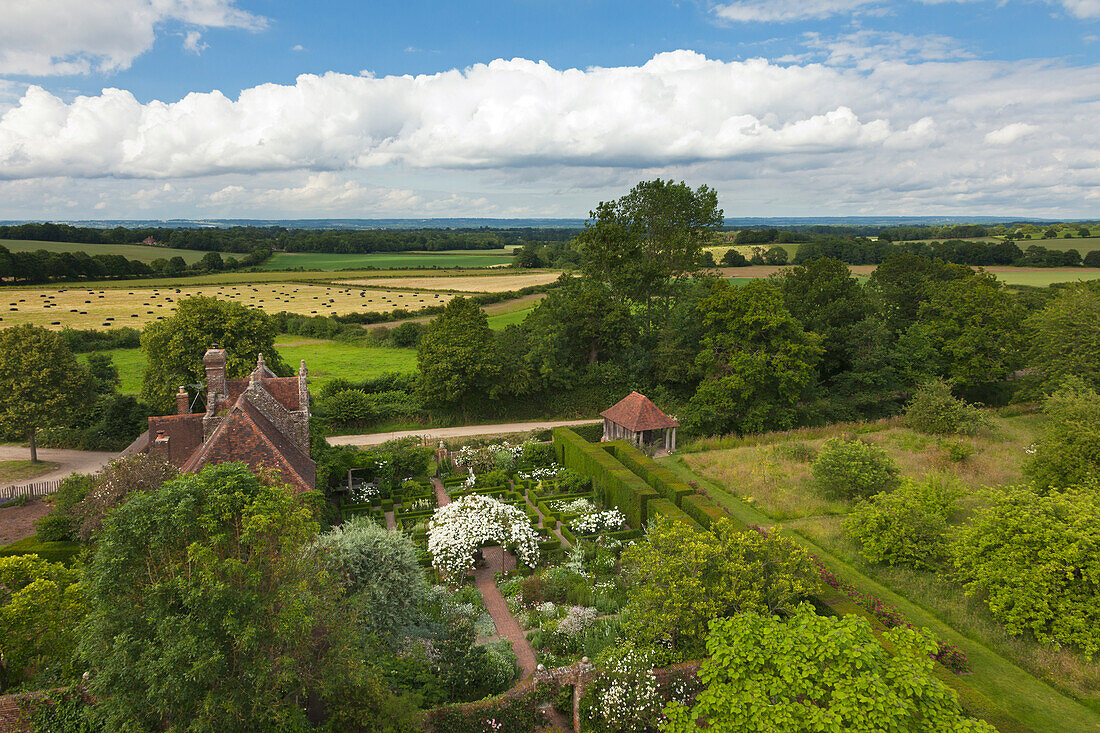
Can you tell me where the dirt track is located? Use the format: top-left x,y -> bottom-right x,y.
327,418 -> 599,447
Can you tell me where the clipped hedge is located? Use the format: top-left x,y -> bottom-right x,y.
603,441 -> 695,507
553,428 -> 657,528
681,494 -> 728,529
647,497 -> 699,528
426,680 -> 556,732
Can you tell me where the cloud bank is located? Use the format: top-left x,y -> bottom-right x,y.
0,46 -> 1098,216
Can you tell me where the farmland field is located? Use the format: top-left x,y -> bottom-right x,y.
0,282 -> 459,330
260,249 -> 516,271
82,335 -> 418,395
336,272 -> 560,292
0,239 -> 208,263
719,264 -> 1100,288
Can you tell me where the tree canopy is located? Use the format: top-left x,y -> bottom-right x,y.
417,296 -> 498,413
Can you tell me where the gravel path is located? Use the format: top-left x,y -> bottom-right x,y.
329,419 -> 599,447
0,446 -> 117,489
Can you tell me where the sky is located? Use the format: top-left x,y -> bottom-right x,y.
0,0 -> 1098,220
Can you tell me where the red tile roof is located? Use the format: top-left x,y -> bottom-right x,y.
600,391 -> 679,431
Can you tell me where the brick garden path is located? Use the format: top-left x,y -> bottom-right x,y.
429,478 -> 540,680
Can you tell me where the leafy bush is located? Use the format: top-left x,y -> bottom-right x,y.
811,437 -> 900,500
556,468 -> 592,495
904,379 -> 989,435
1025,378 -> 1100,492
323,388 -> 375,424
952,484 -> 1100,656
581,646 -> 664,733
773,440 -> 817,463
35,512 -> 76,543
662,606 -> 995,732
844,476 -> 959,570
945,440 -> 974,462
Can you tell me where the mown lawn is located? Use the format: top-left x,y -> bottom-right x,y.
0,460 -> 59,483
82,335 -> 418,396
669,413 -> 1100,725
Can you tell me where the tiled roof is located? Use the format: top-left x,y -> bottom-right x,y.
600,391 -> 679,431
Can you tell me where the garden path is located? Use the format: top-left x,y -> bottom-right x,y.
430,478 -> 541,680
384,510 -> 396,530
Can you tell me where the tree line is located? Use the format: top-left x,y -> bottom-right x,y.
0,222 -> 580,255
0,244 -> 271,284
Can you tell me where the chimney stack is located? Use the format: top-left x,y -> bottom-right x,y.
203,348 -> 227,413
176,386 -> 190,415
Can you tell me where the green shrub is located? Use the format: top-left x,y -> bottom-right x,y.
1025,378 -> 1100,492
844,476 -> 959,570
904,379 -> 990,435
811,438 -> 900,500
952,484 -> 1100,656
945,440 -> 973,462
556,469 -> 592,494
35,512 -> 76,543
773,440 -> 818,463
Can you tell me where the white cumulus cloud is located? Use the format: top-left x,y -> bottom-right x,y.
0,0 -> 267,76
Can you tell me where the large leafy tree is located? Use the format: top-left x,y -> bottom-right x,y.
912,271 -> 1025,399
0,324 -> 92,462
868,252 -> 970,334
683,279 -> 822,436
577,179 -> 722,330
523,276 -> 636,391
76,463 -> 382,732
417,296 -> 498,413
952,484 -> 1100,657
140,296 -> 288,414
1025,285 -> 1100,393
621,517 -> 819,655
777,257 -> 870,384
663,606 -> 995,732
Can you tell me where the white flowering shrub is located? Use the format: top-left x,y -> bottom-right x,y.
550,498 -> 597,515
572,509 -> 627,536
347,482 -> 380,504
583,647 -> 662,733
519,464 -> 563,481
451,442 -> 525,474
427,494 -> 540,578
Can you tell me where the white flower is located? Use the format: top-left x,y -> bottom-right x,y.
551,497 -> 596,515
427,493 -> 540,578
559,606 -> 597,636
571,509 -> 627,536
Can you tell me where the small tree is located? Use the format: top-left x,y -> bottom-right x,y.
621,517 -> 819,655
844,475 -> 959,570
417,297 -> 498,415
314,517 -> 429,637
952,484 -> 1100,656
904,379 -> 990,435
811,437 -> 900,500
662,606 -> 996,733
0,325 -> 92,462
1025,378 -> 1100,492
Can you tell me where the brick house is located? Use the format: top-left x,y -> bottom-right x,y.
122,348 -> 316,491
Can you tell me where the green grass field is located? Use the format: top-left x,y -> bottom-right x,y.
0,239 -> 209,263
486,303 -> 537,329
261,250 -> 515,271
83,335 -> 418,395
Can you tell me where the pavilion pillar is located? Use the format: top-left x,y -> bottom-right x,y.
671,427 -> 677,452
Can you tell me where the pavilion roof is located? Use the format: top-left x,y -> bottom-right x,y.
600,391 -> 679,431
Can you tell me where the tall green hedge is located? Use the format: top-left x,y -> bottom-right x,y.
647,497 -> 699,528
603,441 -> 696,507
553,428 -> 658,528
681,494 -> 730,530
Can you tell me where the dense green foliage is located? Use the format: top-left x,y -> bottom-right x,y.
140,295 -> 288,413
844,476 -> 960,569
0,554 -> 86,691
662,606 -> 995,732
952,484 -> 1100,656
76,463 -> 375,731
683,279 -> 822,436
811,437 -> 900,500
1024,379 -> 1100,492
417,296 -> 498,412
621,517 -> 819,655
1025,286 -> 1100,393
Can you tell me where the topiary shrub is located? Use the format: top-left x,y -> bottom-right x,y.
811,438 -> 900,500
903,379 -> 990,435
843,475 -> 959,570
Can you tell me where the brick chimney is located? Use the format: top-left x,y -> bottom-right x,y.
176,386 -> 190,415
150,430 -> 170,461
203,348 -> 227,413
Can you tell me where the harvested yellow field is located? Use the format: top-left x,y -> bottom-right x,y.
337,271 -> 561,293
0,284 -> 457,330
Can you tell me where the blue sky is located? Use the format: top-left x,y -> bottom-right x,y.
0,0 -> 1098,219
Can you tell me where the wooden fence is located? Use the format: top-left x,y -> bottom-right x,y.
0,479 -> 62,500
